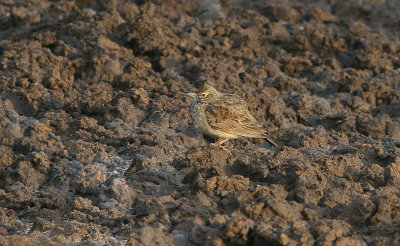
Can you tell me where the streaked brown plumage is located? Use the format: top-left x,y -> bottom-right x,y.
188,83 -> 278,149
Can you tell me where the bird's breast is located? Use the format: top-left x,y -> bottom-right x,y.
190,102 -> 238,139
191,102 -> 209,132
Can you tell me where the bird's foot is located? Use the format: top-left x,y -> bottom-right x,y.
210,142 -> 232,156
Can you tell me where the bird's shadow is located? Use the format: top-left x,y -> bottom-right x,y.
202,134 -> 217,144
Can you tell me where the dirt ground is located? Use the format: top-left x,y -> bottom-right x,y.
0,0 -> 400,245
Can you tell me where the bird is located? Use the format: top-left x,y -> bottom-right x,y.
187,82 -> 278,151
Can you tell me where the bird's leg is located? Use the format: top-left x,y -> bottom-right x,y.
265,136 -> 279,148
212,138 -> 229,146
211,138 -> 231,155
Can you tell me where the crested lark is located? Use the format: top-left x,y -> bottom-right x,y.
188,83 -> 278,150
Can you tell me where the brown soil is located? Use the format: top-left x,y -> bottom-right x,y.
1,0 -> 400,245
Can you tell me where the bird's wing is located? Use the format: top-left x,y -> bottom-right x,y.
205,96 -> 265,138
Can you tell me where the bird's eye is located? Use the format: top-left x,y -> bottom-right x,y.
201,93 -> 207,97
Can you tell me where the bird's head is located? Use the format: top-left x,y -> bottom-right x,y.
187,83 -> 221,103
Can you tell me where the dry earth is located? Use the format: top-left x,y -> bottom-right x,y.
0,0 -> 400,245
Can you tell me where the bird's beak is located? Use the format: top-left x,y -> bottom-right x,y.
187,93 -> 196,98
